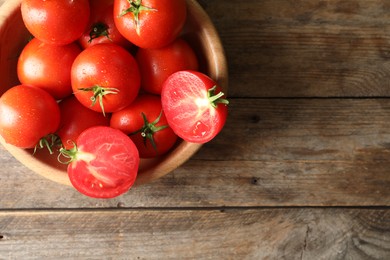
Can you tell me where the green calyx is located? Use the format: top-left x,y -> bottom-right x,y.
78,86 -> 119,117
57,142 -> 78,164
131,111 -> 168,153
88,22 -> 111,43
34,134 -> 62,155
119,0 -> 157,35
208,85 -> 229,108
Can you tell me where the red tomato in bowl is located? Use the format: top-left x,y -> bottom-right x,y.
78,0 -> 132,49
17,38 -> 82,100
110,94 -> 178,158
21,0 -> 90,45
136,38 -> 198,95
161,70 -> 229,143
0,85 -> 60,149
113,0 -> 187,49
61,126 -> 139,198
57,96 -> 110,150
71,43 -> 140,115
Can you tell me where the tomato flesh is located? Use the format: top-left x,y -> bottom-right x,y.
161,70 -> 228,143
67,126 -> 139,198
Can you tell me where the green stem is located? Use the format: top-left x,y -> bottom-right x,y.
78,86 -> 119,116
130,111 -> 168,154
57,142 -> 78,164
33,134 -> 62,155
88,22 -> 111,43
119,0 -> 157,35
208,85 -> 229,108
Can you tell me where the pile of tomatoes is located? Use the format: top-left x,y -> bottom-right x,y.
0,0 -> 228,198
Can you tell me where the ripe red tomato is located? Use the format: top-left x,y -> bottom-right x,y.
0,85 -> 60,149
17,38 -> 82,100
21,0 -> 90,45
136,38 -> 199,95
71,43 -> 140,115
57,96 -> 110,150
110,94 -> 178,158
161,70 -> 229,143
78,0 -> 132,49
61,126 -> 139,198
113,0 -> 187,49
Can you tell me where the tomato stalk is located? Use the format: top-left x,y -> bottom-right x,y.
208,85 -> 229,108
88,22 -> 111,43
57,143 -> 78,164
58,141 -> 96,164
119,0 -> 157,35
131,111 -> 168,153
33,134 -> 62,155
78,86 -> 119,116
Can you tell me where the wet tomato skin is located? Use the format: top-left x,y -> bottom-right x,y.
21,0 -> 90,45
110,94 -> 178,158
136,38 -> 198,95
71,43 -> 140,114
113,0 -> 187,49
57,96 -> 110,150
17,38 -> 82,100
0,84 -> 60,149
79,0 -> 132,49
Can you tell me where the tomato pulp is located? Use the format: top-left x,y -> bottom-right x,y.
161,70 -> 229,143
63,126 -> 140,198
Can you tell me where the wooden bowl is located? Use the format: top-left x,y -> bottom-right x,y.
0,0 -> 228,186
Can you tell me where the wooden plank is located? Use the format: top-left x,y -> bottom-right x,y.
0,208 -> 389,259
202,0 -> 390,97
0,98 -> 389,208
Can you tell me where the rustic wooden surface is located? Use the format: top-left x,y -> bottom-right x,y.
1,0 -> 390,259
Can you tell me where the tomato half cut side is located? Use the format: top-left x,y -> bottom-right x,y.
161,70 -> 229,143
64,126 -> 139,198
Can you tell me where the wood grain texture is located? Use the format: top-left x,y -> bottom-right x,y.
0,208 -> 389,259
1,99 -> 389,208
200,0 -> 390,97
0,0 -> 390,258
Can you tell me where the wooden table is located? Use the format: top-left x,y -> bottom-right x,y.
1,0 -> 390,259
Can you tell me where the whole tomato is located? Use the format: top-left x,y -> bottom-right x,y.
110,94 -> 178,158
17,38 -> 82,100
21,0 -> 90,45
0,85 -> 60,149
71,43 -> 140,115
57,96 -> 110,150
113,0 -> 187,49
136,38 -> 198,95
79,0 -> 132,49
